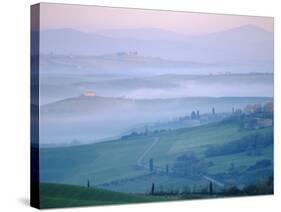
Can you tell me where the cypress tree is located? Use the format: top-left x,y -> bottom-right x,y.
196,110 -> 200,119
149,158 -> 154,172
209,181 -> 213,195
151,183 -> 155,195
212,107 -> 215,115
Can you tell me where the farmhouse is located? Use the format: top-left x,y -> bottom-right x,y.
83,91 -> 96,97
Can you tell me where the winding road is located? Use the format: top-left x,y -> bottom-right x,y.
135,136 -> 225,188
203,175 -> 224,187
136,137 -> 159,168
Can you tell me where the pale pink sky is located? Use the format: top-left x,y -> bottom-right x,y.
39,3 -> 273,35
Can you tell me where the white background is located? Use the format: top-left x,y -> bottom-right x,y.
0,0 -> 280,211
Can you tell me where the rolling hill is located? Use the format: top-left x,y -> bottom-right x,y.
41,96 -> 272,116
40,183 -> 173,209
40,118 -> 273,193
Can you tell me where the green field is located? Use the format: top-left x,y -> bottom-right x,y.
40,183 -> 175,209
41,118 -> 273,193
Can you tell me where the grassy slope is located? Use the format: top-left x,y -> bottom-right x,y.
142,122 -> 272,167
40,121 -> 273,191
40,183 -> 173,209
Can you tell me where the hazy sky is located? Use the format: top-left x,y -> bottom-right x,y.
39,3 -> 273,35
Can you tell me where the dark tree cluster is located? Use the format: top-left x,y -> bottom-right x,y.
223,176 -> 273,196
148,176 -> 273,198
246,159 -> 272,172
205,132 -> 273,157
190,110 -> 200,120
172,154 -> 207,178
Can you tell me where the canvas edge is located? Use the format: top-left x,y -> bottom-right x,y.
30,3 -> 40,209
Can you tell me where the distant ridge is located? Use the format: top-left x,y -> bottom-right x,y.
40,25 -> 273,62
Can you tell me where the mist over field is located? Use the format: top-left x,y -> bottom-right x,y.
39,69 -> 273,145
38,25 -> 274,146
39,72 -> 273,104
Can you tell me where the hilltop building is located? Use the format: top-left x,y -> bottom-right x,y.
83,91 -> 96,97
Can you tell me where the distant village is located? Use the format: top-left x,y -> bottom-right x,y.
116,51 -> 138,57
242,102 -> 273,129
123,101 -> 273,139
185,101 -> 273,130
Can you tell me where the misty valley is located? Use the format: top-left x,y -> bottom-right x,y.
34,22 -> 274,208
38,54 -> 273,202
